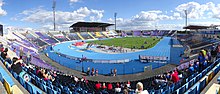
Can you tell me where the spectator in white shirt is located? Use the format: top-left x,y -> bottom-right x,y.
115,83 -> 121,93
136,82 -> 149,94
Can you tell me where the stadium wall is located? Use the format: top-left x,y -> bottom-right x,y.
44,46 -> 167,75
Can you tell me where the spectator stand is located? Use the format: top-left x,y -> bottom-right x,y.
0,56 -> 30,94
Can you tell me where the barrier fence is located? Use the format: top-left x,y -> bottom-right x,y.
55,51 -> 130,64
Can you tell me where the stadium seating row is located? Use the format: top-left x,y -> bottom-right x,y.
0,56 -> 43,94
0,57 -> 24,94
12,30 -> 162,51
144,58 -> 220,94
171,58 -> 220,94
183,60 -> 220,94
24,68 -> 63,94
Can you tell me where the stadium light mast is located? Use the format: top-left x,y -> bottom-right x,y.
52,0 -> 56,31
114,12 -> 117,31
184,10 -> 188,27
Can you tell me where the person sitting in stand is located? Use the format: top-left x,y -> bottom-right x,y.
171,70 -> 180,83
11,57 -> 23,75
203,60 -> 208,69
95,81 -> 101,91
1,48 -> 12,64
101,82 -> 108,93
127,80 -> 131,88
188,63 -> 195,76
135,82 -> 149,94
123,84 -> 129,94
102,83 -> 107,90
107,82 -> 113,93
115,83 -> 121,93
193,61 -> 199,72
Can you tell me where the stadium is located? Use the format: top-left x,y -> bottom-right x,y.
1,21 -> 220,94
1,1 -> 220,94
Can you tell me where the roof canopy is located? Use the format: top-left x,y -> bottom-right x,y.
70,22 -> 114,28
183,25 -> 210,30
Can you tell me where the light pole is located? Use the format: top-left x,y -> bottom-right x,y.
123,63 -> 125,75
114,12 -> 117,31
82,60 -> 84,72
52,0 -> 56,31
81,55 -> 84,72
184,10 -> 188,27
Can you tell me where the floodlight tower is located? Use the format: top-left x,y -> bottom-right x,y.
114,12 -> 117,31
52,0 -> 56,31
184,10 -> 188,27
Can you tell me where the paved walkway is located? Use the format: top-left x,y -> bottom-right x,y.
0,81 -> 7,94
201,66 -> 220,93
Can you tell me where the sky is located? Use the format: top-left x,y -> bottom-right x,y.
0,0 -> 220,31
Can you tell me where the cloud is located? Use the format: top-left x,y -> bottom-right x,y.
172,12 -> 182,20
175,2 -> 220,19
156,24 -> 184,30
189,21 -> 220,26
0,0 -> 7,16
212,4 -> 220,19
107,10 -> 178,30
11,1 -> 220,31
132,10 -> 172,22
69,0 -> 81,5
176,2 -> 204,19
70,0 -> 79,3
15,7 -> 104,30
108,17 -> 184,30
107,1 -> 220,30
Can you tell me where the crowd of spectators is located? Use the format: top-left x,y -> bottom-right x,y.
0,46 -> 148,93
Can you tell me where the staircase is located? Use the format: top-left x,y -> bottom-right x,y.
47,32 -> 60,43
102,32 -> 109,38
62,32 -> 71,41
76,32 -> 85,40
14,32 -> 26,39
29,31 -> 39,38
88,32 -> 95,39
171,30 -> 177,37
